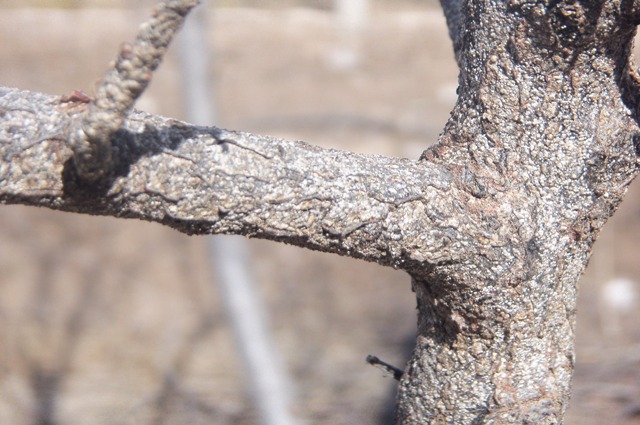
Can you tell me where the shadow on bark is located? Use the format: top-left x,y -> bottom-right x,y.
61,124 -> 193,200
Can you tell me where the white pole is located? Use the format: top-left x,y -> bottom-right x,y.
330,0 -> 370,69
175,4 -> 298,425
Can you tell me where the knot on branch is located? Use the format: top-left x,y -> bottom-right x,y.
68,124 -> 114,182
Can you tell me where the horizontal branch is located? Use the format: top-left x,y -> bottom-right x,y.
0,87 -> 478,273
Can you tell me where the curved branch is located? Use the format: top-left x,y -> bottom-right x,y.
0,87 -> 462,273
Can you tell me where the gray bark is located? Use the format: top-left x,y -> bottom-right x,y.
396,0 -> 640,423
2,0 -> 640,423
0,88 -> 452,271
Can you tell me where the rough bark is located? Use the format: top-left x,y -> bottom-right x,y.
0,87 -> 455,273
1,0 -> 640,424
70,0 -> 200,181
395,0 -> 640,423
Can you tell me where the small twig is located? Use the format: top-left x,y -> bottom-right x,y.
69,0 -> 200,182
366,354 -> 404,381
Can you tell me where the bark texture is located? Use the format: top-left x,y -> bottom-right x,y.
1,0 -> 640,424
396,0 -> 640,423
0,87 -> 456,271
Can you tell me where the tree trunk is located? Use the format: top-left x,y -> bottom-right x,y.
1,0 -> 640,424
396,0 -> 640,422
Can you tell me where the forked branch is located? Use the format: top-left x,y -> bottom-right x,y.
70,0 -> 200,182
0,87 -> 466,274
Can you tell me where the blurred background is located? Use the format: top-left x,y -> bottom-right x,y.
0,1 -> 639,424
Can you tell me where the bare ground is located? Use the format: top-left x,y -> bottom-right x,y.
0,4 -> 639,425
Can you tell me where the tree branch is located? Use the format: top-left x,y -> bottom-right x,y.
439,0 -> 463,63
0,87 -> 463,273
4,0 -> 640,422
70,0 -> 200,182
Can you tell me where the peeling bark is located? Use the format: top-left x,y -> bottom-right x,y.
1,0 -> 640,423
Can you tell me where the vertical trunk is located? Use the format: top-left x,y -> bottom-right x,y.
395,0 -> 640,422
